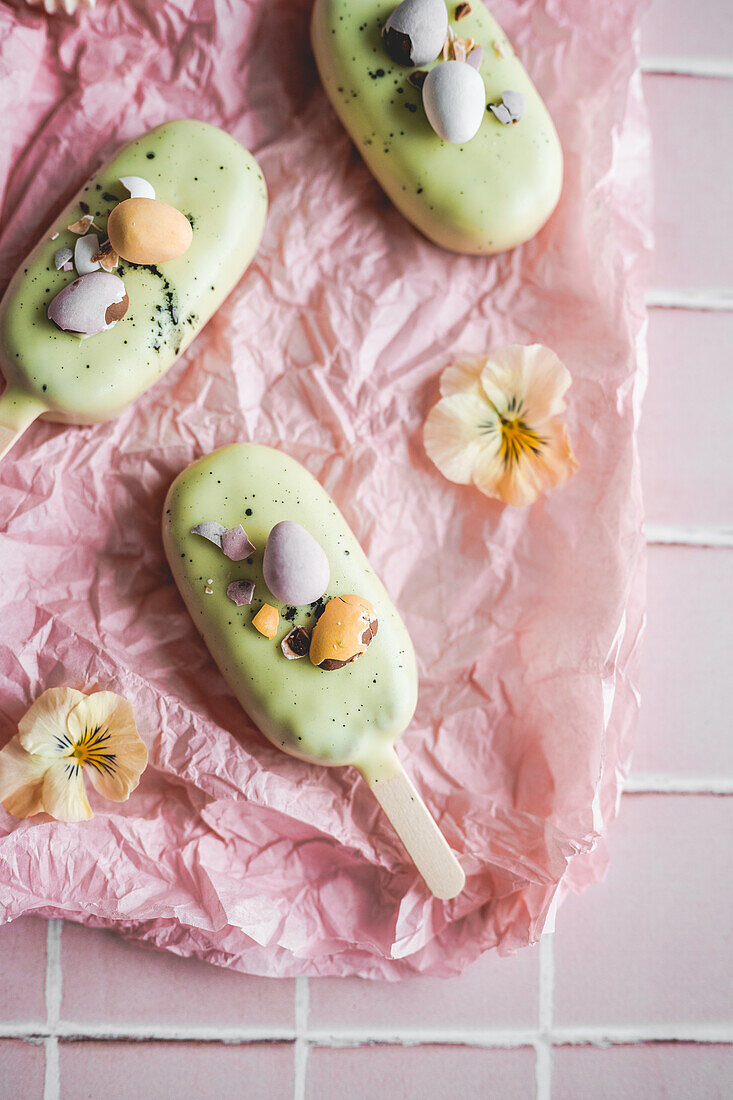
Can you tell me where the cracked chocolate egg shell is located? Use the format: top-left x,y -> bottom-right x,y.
310,595 -> 378,671
47,271 -> 129,336
382,0 -> 448,67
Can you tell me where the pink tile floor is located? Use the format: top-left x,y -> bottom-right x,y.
1,1 -> 731,1097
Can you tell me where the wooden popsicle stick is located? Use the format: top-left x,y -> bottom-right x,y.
0,387 -> 43,461
0,421 -> 29,461
360,753 -> 465,900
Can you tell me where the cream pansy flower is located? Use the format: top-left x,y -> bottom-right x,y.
424,344 -> 578,507
0,688 -> 147,822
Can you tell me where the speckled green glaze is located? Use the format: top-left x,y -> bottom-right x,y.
162,444 -> 418,769
0,120 -> 267,430
311,0 -> 563,253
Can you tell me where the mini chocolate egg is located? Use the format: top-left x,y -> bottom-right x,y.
309,595 -> 378,671
382,0 -> 448,67
263,521 -> 330,606
106,197 -> 193,265
422,60 -> 486,143
47,271 -> 129,336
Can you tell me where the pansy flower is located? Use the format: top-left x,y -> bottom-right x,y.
0,687 -> 147,822
424,344 -> 578,507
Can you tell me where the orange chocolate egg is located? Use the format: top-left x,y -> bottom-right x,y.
107,197 -> 193,265
309,594 -> 378,671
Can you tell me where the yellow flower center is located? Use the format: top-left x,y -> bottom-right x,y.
70,725 -> 117,776
499,417 -> 544,468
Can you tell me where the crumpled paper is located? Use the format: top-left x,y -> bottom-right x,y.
0,0 -> 652,977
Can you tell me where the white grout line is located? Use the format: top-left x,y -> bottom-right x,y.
550,1024 -> 733,1045
641,57 -> 733,78
625,775 -> 733,795
535,934 -> 555,1100
646,525 -> 733,548
43,920 -> 62,1100
3,1021 -> 298,1042
645,289 -> 733,311
293,977 -> 310,1100
4,1020 -> 732,1047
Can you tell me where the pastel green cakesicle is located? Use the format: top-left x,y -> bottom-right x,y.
311,0 -> 563,254
163,444 -> 465,899
0,120 -> 267,458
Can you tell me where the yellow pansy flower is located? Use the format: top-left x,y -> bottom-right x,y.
0,687 -> 147,822
424,344 -> 578,507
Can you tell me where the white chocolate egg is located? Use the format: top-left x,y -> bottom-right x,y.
423,60 -> 486,144
47,272 -> 129,336
263,521 -> 330,607
382,0 -> 448,67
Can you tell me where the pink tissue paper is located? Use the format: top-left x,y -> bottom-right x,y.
0,0 -> 652,977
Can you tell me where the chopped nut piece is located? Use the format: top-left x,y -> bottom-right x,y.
67,214 -> 96,235
455,2 -> 471,19
452,36 -> 474,62
91,240 -> 119,271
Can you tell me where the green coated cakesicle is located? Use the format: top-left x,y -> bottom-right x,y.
311,0 -> 563,254
0,120 -> 267,458
163,444 -> 465,899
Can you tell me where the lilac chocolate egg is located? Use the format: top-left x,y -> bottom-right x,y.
263,521 -> 329,607
382,0 -> 448,67
48,271 -> 129,336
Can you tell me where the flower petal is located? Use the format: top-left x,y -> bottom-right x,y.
424,393 -> 500,485
474,418 -> 578,506
18,686 -> 86,757
41,758 -> 92,822
439,356 -> 486,398
0,735 -> 52,818
480,344 -> 571,424
67,692 -> 148,802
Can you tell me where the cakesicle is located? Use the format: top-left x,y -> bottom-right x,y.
311,0 -> 563,253
0,120 -> 268,460
163,444 -> 465,900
